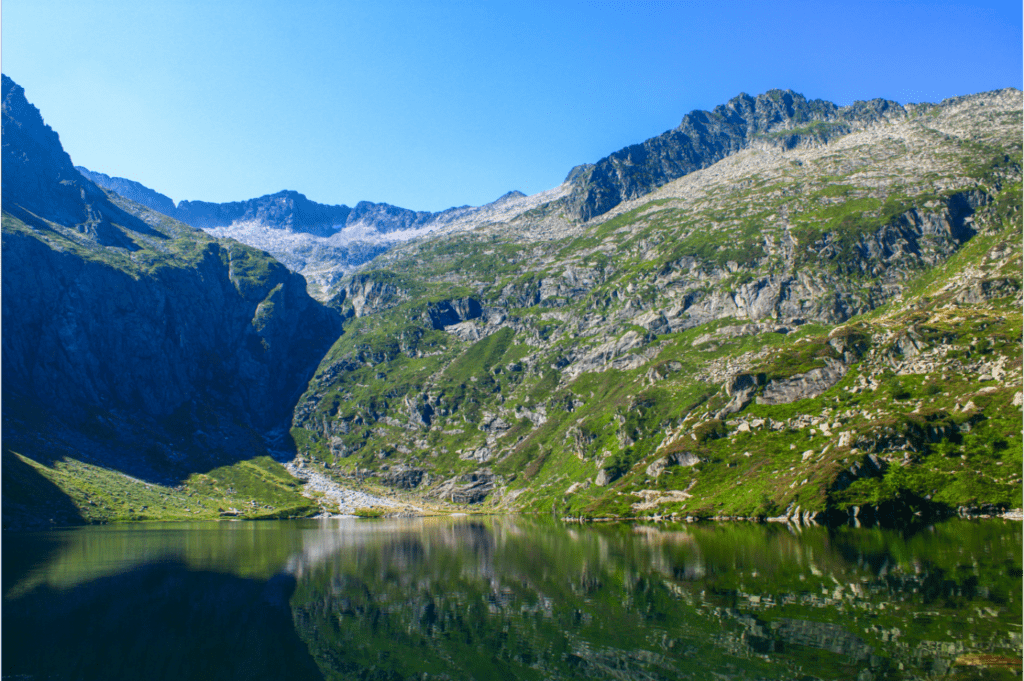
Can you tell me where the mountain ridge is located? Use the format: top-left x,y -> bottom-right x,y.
559,88 -> 907,222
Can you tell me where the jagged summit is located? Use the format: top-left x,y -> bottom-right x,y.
495,190 -> 527,201
1,74 -> 162,248
559,88 -> 906,222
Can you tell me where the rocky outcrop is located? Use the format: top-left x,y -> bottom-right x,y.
424,298 -> 483,329
757,360 -> 847,406
830,453 -> 887,491
381,466 -> 428,490
719,372 -> 767,416
433,470 -> 495,504
339,272 -> 407,316
645,450 -> 701,478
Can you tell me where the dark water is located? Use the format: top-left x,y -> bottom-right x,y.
3,517 -> 1021,680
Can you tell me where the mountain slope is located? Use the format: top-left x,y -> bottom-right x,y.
2,74 -> 342,527
289,88 -> 1023,523
76,166 -> 178,216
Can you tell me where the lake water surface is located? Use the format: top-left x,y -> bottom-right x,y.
3,517 -> 1021,680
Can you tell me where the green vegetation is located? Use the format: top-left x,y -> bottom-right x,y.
6,88 -> 1021,528
2,450 -> 316,525
286,91 -> 1021,524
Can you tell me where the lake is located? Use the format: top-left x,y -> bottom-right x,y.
3,517 -> 1021,680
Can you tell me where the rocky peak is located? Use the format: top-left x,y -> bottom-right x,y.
560,88 -> 907,223
175,190 -> 353,237
2,74 -> 157,248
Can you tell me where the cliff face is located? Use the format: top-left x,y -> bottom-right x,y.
1,75 -> 160,249
1,232 -> 340,431
2,74 -> 342,483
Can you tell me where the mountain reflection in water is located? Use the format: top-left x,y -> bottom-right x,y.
3,517 -> 1021,680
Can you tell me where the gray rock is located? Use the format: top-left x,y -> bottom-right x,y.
830,453 -> 886,491
756,360 -> 847,405
559,89 -> 903,222
424,297 -> 483,329
381,467 -> 427,490
433,469 -> 495,504
717,372 -> 767,418
646,450 -> 700,477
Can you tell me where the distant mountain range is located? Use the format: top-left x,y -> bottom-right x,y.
76,166 -> 564,297
77,89 -> 910,298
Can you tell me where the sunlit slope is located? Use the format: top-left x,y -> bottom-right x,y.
291,89 -> 1022,520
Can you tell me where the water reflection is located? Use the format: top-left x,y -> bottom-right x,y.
4,518 -> 1021,680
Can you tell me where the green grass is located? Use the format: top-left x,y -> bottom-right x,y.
4,450 -> 317,524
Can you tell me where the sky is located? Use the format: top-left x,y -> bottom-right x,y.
3,0 -> 1022,212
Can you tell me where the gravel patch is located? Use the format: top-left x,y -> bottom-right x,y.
284,462 -> 421,516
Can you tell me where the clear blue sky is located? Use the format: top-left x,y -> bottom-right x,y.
3,0 -> 1021,211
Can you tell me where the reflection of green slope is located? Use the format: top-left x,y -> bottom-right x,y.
4,520 -> 307,598
285,517 -> 1022,680
5,518 -> 1018,679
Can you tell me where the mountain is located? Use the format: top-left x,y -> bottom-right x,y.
77,169 -> 559,299
2,74 -> 342,528
4,73 -> 1021,528
72,90 -> 912,300
288,87 -> 1023,523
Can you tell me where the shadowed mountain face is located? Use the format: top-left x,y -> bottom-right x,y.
1,74 -> 342,492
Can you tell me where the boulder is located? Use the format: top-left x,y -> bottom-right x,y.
756,360 -> 847,405
433,469 -> 494,504
646,450 -> 701,477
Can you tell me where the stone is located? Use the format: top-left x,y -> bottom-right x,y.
756,360 -> 848,406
